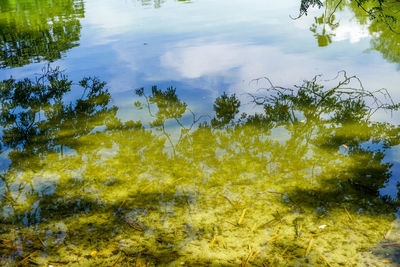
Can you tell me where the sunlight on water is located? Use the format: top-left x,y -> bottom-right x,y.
0,68 -> 399,265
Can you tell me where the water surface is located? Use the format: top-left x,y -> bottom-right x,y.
1,0 -> 400,265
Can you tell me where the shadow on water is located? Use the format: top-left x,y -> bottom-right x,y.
0,67 -> 400,265
0,0 -> 84,68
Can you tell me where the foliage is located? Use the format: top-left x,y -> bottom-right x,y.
211,92 -> 240,128
296,0 -> 324,17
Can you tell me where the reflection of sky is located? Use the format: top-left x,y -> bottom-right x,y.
381,146 -> 400,199
1,0 -> 400,123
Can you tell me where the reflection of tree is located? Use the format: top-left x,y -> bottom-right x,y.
0,0 -> 84,68
351,0 -> 400,64
301,0 -> 343,47
300,0 -> 400,63
295,0 -> 323,18
295,0 -> 341,47
137,0 -> 191,9
0,70 -> 399,266
318,0 -> 400,64
0,66 -> 115,167
211,92 -> 240,128
177,73 -> 399,265
134,86 -> 204,158
310,12 -> 340,46
0,66 -> 116,228
246,72 -> 399,210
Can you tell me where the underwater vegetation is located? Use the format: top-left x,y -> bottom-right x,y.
0,68 -> 399,266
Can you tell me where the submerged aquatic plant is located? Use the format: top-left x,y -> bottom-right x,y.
0,69 -> 399,266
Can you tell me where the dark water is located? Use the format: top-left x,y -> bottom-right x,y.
1,0 -> 400,266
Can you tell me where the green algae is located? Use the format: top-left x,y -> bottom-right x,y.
0,70 -> 399,266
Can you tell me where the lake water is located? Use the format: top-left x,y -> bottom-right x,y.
1,0 -> 400,265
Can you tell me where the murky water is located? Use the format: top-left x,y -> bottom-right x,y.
1,0 -> 400,266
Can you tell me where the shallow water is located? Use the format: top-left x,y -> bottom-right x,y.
1,0 -> 400,266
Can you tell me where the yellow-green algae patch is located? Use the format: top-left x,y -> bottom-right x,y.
0,72 -> 399,266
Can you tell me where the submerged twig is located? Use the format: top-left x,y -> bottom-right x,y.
112,252 -> 123,267
18,251 -> 38,265
238,209 -> 247,225
305,238 -> 313,256
320,254 -> 332,266
385,227 -> 393,239
268,234 -> 280,243
344,207 -> 353,222
281,246 -> 289,256
210,236 -> 216,248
